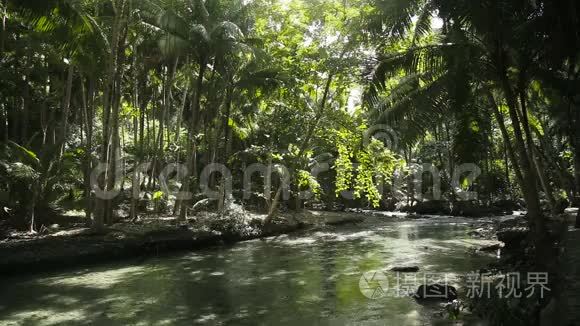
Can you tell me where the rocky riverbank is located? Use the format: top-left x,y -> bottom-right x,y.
0,213 -> 304,276
468,212 -> 572,326
0,208 -> 379,276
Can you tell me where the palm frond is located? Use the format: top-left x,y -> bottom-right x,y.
366,0 -> 427,39
412,2 -> 435,44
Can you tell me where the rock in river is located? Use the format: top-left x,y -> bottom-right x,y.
413,284 -> 458,302
390,266 -> 420,273
478,243 -> 503,253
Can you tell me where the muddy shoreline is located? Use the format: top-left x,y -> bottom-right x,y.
0,210 -> 379,276
0,218 -> 307,277
2,208 -> 563,278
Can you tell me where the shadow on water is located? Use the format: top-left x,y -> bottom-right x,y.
0,215 -> 497,325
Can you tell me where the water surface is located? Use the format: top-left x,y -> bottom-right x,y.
0,215 -> 497,325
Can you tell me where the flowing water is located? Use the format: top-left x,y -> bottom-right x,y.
0,215 -> 499,326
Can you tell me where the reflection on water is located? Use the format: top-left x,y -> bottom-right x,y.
0,215 -> 497,326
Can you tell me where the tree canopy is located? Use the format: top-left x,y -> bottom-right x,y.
0,0 -> 578,241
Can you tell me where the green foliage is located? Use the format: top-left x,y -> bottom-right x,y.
2,0 -> 579,231
334,142 -> 354,198
354,139 -> 403,207
152,191 -> 164,201
334,127 -> 404,207
297,170 -> 322,199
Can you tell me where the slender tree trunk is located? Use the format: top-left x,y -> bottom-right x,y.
94,0 -> 128,231
574,108 -> 580,228
21,80 -> 29,144
487,91 -> 524,187
180,56 -> 206,220
130,55 -> 140,221
29,181 -> 38,233
9,97 -> 17,142
175,60 -> 190,144
444,122 -> 455,200
536,137 -> 575,201
504,142 -> 510,190
217,80 -> 234,211
0,102 -> 6,142
60,63 -> 74,156
1,0 -> 6,54
132,49 -> 139,153
172,79 -> 190,216
81,76 -> 95,222
518,85 -> 557,213
533,146 -> 557,213
498,67 -> 547,267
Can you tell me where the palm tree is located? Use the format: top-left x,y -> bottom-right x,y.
151,0 -> 255,219
531,0 -> 580,227
4,0 -> 112,231
363,0 -> 565,266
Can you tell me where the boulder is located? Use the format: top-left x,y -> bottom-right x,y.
414,284 -> 458,301
467,226 -> 495,239
451,201 -> 507,217
191,198 -> 217,213
493,199 -> 523,212
497,227 -> 528,249
325,214 -> 365,226
478,243 -> 503,252
468,230 -> 483,237
390,266 -> 420,273
554,198 -> 569,215
451,201 -> 481,217
498,217 -> 526,229
379,198 -> 397,211
404,200 -> 451,215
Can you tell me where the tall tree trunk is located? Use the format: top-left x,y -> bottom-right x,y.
518,84 -> 557,213
504,141 -> 510,190
21,80 -> 29,144
130,54 -> 140,221
1,0 -> 6,54
0,102 -> 6,142
8,97 -> 17,142
498,67 -> 547,267
533,147 -> 557,213
94,0 -> 128,231
217,80 -> 234,211
535,136 -> 575,201
60,63 -> 74,156
487,91 -> 524,187
172,79 -> 190,216
81,76 -> 95,222
179,56 -> 206,220
174,59 -> 190,144
574,108 -> 580,228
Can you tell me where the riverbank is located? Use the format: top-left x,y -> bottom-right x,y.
0,214 -> 503,325
468,209 -> 579,325
1,207 -> 561,278
0,209 -> 381,276
0,214 -> 301,276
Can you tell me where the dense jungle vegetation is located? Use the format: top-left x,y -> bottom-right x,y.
2,0 -> 579,233
2,0 -> 580,325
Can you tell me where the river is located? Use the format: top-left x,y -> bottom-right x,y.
0,215 -> 498,325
